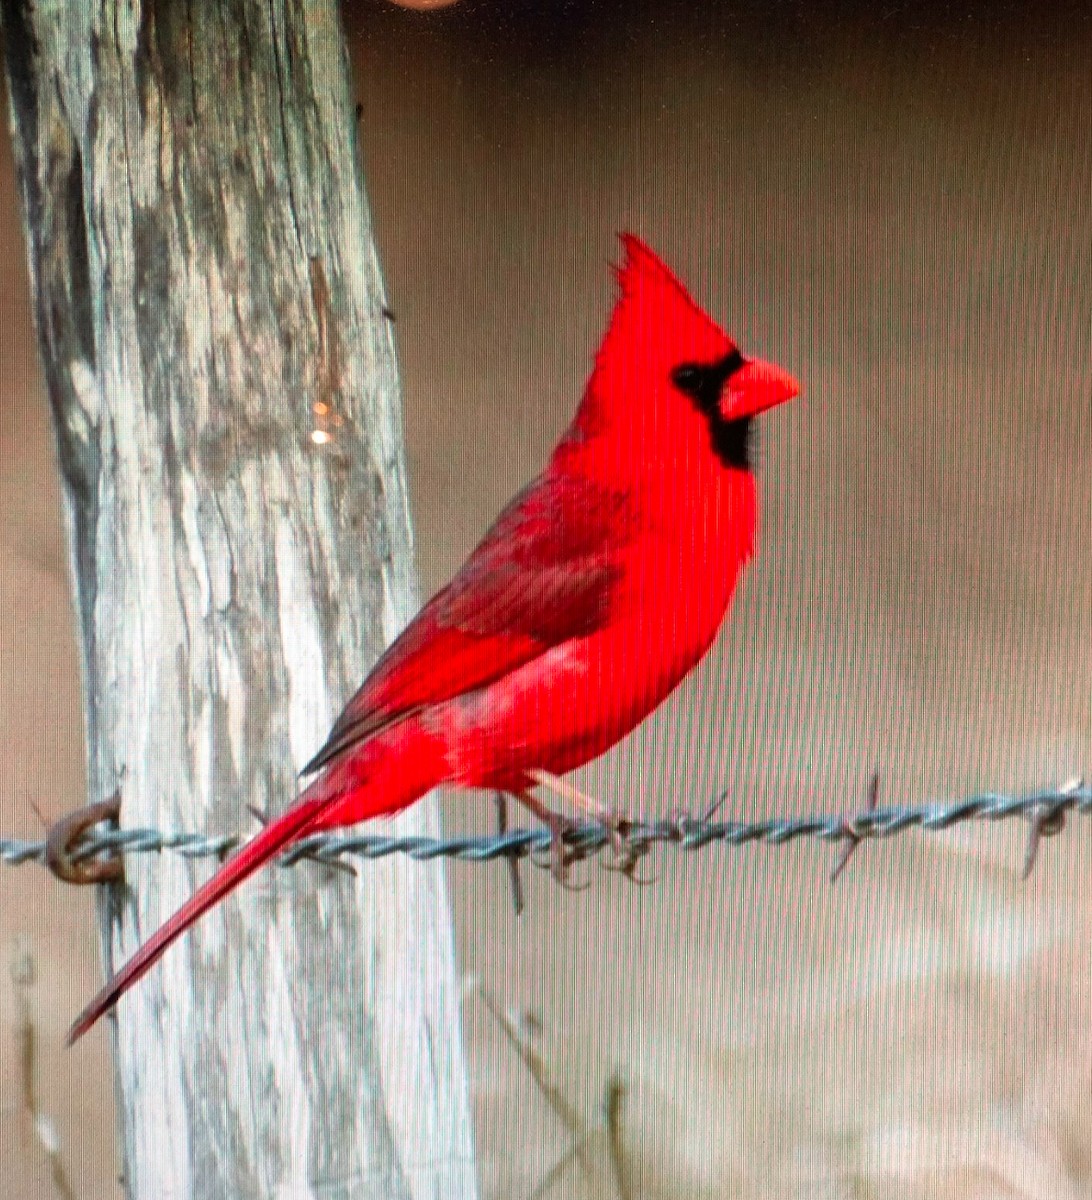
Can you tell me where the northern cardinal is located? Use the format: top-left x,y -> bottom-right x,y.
69,233 -> 798,1043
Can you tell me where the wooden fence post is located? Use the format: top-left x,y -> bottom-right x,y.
1,2 -> 479,1195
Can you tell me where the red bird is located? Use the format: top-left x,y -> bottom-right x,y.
69,234 -> 798,1043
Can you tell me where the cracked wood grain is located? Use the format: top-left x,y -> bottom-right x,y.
0,2 -> 478,1197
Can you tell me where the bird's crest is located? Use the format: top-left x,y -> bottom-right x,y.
580,232 -> 737,408
614,233 -> 692,303
607,232 -> 736,353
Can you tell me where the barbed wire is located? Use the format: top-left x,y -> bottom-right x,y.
1,780 -> 1087,885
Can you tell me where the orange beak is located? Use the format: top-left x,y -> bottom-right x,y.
722,357 -> 800,420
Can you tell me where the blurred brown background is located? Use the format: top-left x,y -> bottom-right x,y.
2,2 -> 1089,1196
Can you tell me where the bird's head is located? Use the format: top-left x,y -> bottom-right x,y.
569,233 -> 799,472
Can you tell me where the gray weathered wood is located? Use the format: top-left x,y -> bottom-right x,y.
1,2 -> 479,1196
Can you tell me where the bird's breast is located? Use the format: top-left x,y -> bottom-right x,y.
621,466 -> 756,634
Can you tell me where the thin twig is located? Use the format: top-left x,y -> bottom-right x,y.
474,983 -> 595,1195
474,981 -> 637,1199
604,1074 -> 633,1200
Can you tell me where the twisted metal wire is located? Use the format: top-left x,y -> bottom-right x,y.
2,783 -> 1088,876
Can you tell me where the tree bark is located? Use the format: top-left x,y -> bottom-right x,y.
1,2 -> 478,1197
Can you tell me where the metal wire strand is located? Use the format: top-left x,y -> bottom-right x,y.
1,782 -> 1087,877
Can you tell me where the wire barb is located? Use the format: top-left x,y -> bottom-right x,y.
1020,775 -> 1081,880
830,769 -> 880,884
495,792 -> 526,915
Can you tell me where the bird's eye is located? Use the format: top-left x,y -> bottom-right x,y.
671,351 -> 746,409
670,364 -> 703,392
671,361 -> 722,411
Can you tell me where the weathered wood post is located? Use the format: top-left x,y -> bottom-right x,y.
1,2 -> 479,1196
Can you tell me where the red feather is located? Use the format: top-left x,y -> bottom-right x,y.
304,470 -> 629,772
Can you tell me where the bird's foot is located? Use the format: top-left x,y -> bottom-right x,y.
527,770 -> 652,885
513,789 -> 589,890
539,809 -> 591,891
599,811 -> 654,885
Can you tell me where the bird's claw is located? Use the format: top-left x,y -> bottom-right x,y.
530,813 -> 590,891
598,812 -> 655,884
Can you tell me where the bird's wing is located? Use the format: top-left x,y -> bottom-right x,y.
302,469 -> 635,773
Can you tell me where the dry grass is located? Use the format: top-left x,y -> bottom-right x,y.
8,939 -> 76,1200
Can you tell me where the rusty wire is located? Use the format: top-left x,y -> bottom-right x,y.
0,779 -> 1087,883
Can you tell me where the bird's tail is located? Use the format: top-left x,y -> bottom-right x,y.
67,719 -> 446,1045
66,790 -> 330,1044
